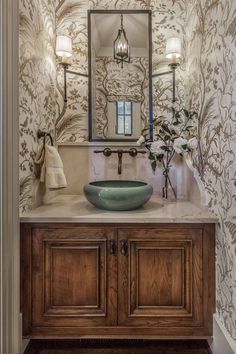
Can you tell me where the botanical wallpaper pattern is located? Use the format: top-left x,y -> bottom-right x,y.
94,56 -> 149,139
19,0 -> 236,344
19,0 -> 57,213
55,0 -> 186,142
185,0 -> 236,341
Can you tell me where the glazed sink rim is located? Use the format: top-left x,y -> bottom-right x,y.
87,180 -> 150,189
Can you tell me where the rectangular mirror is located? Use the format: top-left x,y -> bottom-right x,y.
88,10 -> 152,142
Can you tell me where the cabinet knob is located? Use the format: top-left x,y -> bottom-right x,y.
109,239 -> 117,255
120,240 -> 128,256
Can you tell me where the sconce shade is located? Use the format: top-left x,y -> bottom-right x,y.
56,35 -> 73,58
165,37 -> 181,60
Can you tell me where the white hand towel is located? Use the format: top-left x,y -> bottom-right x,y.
40,144 -> 67,189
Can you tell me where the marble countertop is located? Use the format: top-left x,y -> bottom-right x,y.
20,195 -> 218,224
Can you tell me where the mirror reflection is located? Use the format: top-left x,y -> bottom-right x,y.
89,11 -> 152,142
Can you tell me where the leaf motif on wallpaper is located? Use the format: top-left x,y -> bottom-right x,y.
226,16 -> 236,40
204,0 -> 219,12
186,0 -> 236,338
200,96 -> 217,130
19,175 -> 33,211
19,0 -> 57,212
56,113 -> 87,139
225,222 -> 236,249
56,1 -> 87,25
19,11 -> 33,40
89,0 -> 149,9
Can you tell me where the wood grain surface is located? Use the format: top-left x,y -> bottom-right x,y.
21,223 -> 215,339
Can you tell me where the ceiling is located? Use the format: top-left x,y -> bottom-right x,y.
91,13 -> 149,54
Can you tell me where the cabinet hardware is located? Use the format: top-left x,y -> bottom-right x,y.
109,239 -> 117,255
120,239 -> 128,255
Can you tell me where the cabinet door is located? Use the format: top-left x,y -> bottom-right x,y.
118,226 -> 214,335
27,226 -> 117,330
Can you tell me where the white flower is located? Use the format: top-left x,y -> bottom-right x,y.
173,137 -> 188,154
150,141 -> 165,156
188,137 -> 198,150
137,136 -> 145,146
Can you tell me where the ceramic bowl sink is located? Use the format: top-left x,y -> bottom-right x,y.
84,180 -> 153,211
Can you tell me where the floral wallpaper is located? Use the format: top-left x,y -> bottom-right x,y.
19,0 -> 57,212
55,0 -> 186,142
94,56 -> 149,139
185,0 -> 236,341
19,0 -> 236,345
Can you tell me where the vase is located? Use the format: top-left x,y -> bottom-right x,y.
162,166 -> 177,200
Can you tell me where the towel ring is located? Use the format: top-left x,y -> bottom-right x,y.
37,130 -> 54,146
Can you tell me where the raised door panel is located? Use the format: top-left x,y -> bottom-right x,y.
31,226 -> 117,329
118,227 -> 203,328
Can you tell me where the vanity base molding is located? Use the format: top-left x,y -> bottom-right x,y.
21,223 -> 215,340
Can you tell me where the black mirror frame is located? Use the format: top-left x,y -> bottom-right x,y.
88,9 -> 153,142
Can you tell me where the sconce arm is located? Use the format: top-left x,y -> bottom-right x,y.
152,62 -> 180,103
61,63 -> 88,103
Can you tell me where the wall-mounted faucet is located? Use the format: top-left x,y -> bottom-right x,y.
94,148 -> 146,175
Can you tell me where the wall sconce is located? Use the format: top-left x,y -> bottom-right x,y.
153,37 -> 182,103
165,37 -> 181,103
56,35 -> 88,103
165,37 -> 181,65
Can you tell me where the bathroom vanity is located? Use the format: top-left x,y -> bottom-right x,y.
21,195 -> 217,339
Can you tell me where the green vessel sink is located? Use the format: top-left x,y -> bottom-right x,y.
84,180 -> 153,211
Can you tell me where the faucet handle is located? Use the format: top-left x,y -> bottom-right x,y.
129,148 -> 146,157
94,148 -> 112,157
103,148 -> 112,157
129,148 -> 138,157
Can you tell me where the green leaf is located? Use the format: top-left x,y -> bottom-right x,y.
164,135 -> 171,141
151,161 -> 157,172
148,153 -> 155,160
157,154 -> 164,161
162,124 -> 171,134
161,145 -> 169,151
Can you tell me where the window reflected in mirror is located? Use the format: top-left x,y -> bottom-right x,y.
116,101 -> 133,136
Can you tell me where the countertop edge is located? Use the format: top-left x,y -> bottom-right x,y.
20,217 -> 218,224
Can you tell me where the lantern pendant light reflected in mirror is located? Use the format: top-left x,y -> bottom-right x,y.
114,14 -> 130,69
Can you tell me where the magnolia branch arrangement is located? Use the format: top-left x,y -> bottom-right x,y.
137,108 -> 199,199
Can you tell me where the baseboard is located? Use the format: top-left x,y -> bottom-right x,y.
209,314 -> 236,354
22,315 -> 236,354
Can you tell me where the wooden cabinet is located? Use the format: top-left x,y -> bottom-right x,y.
21,223 -> 215,339
21,225 -> 117,335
